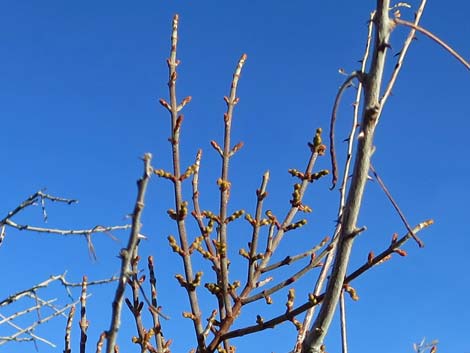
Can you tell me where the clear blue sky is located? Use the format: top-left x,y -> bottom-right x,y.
0,1 -> 469,353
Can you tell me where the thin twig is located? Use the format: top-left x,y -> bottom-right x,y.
127,250 -> 151,353
106,153 -> 152,353
0,300 -> 78,346
0,299 -> 56,325
148,256 -> 165,353
329,71 -> 362,190
242,247 -> 330,305
191,149 -> 219,268
0,273 -> 118,307
394,17 -> 470,70
380,0 -> 427,112
4,219 -> 129,237
260,236 -> 329,274
0,313 -> 57,347
344,219 -> 432,282
222,220 -> 431,341
370,164 -> 424,247
246,171 -> 270,287
1,191 -> 77,223
0,190 -> 129,252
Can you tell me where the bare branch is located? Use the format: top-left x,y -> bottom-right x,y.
0,299 -> 78,347
344,219 -> 433,283
339,291 -> 348,353
246,171 -> 270,288
1,190 -> 76,222
0,299 -> 56,325
0,273 -> 118,307
295,10 -> 376,352
370,164 -> 424,247
3,220 -> 129,237
394,17 -> 470,70
0,312 -> 57,348
96,332 -> 106,353
222,220 -> 431,341
0,189 -> 130,259
161,14 -> 205,350
64,306 -> 75,353
260,236 -> 329,274
217,53 -> 248,319
302,3 -> 395,351
380,0 -> 427,110
80,276 -> 89,353
329,71 -> 363,190
106,153 -> 153,353
242,247 -> 329,305
148,256 -> 165,353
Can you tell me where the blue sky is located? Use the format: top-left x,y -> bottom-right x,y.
0,1 -> 469,353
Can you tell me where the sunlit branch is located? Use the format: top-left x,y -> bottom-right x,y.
370,164 -> 424,247
106,153 -> 152,353
380,0 -> 427,112
329,71 -> 363,190
394,17 -> 470,70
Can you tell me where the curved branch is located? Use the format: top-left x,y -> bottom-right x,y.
329,71 -> 362,190
394,18 -> 470,70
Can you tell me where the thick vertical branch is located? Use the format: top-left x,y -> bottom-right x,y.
302,1 -> 393,352
339,291 -> 348,353
294,13 -> 375,352
106,153 -> 152,353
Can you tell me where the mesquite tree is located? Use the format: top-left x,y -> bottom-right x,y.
1,1 -> 468,353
